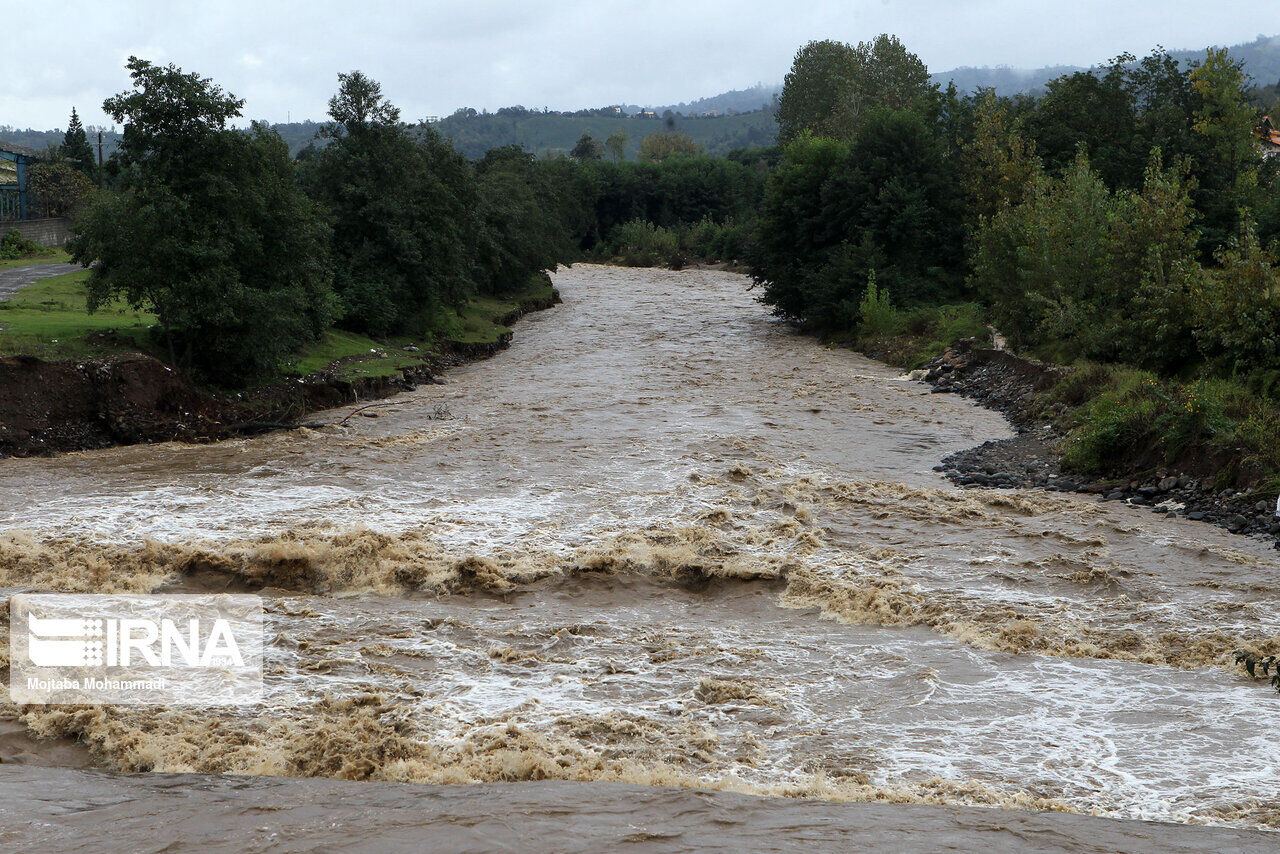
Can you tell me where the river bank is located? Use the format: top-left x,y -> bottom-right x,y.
907,341 -> 1280,547
0,283 -> 560,458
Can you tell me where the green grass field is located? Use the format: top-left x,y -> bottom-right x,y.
0,267 -> 156,359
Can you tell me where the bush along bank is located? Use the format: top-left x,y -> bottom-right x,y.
914,339 -> 1280,547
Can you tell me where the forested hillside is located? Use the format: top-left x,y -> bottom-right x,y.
431,107 -> 777,159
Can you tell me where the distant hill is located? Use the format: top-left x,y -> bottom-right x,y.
0,126 -> 121,157
431,107 -> 778,160
931,33 -> 1280,95
929,65 -> 1085,96
650,84 -> 779,116
663,33 -> 1280,104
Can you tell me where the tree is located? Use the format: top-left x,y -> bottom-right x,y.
1024,62 -> 1141,189
60,108 -> 96,180
1189,48 -> 1263,251
28,161 -> 93,217
570,131 -> 603,161
324,70 -> 400,135
605,131 -> 627,162
961,91 -> 1041,238
73,59 -> 334,384
104,57 -> 244,178
472,146 -> 574,294
749,133 -> 851,320
969,152 -> 1114,350
301,72 -> 477,336
775,35 -> 934,145
637,131 -> 702,161
1103,150 -> 1203,371
775,39 -> 864,144
1194,221 -> 1280,374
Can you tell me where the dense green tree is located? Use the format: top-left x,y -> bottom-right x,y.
570,132 -> 603,161
969,152 -> 1114,349
60,108 -> 97,180
1195,221 -> 1280,374
324,70 -> 400,133
72,58 -> 333,384
748,133 -> 851,321
567,155 -> 764,250
104,57 -> 244,178
752,103 -> 964,327
471,146 -> 575,294
301,73 -> 477,336
1023,61 -> 1141,189
75,127 -> 334,383
775,35 -> 934,145
776,40 -> 864,144
859,34 -> 933,114
1103,151 -> 1204,371
1189,48 -> 1265,251
960,92 -> 1041,237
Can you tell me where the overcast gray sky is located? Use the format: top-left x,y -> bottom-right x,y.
8,0 -> 1278,130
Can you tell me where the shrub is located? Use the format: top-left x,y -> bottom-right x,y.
857,271 -> 902,337
0,229 -> 46,260
609,219 -> 683,268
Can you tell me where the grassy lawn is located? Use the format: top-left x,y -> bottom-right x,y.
0,248 -> 72,271
286,274 -> 556,380
0,269 -> 157,359
283,330 -> 428,380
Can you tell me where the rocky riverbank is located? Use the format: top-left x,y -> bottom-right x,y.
921,341 -> 1280,546
0,288 -> 559,457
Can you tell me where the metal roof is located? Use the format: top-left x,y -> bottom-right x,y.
0,141 -> 44,159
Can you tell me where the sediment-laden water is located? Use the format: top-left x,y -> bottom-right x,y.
1,265 -> 1277,847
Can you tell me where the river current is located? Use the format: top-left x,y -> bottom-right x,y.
0,264 -> 1277,850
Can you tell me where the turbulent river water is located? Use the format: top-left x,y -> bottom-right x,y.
1,264 -> 1278,851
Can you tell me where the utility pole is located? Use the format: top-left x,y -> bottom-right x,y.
96,131 -> 104,189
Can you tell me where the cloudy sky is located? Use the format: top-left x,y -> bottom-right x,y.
8,0 -> 1278,130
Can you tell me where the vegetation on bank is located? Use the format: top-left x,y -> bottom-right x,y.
0,260 -> 554,387
52,60 -> 577,388
747,34 -> 1280,495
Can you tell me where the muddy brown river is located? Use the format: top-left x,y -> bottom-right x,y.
1,264 -> 1278,851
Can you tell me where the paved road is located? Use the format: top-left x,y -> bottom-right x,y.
0,262 -> 82,300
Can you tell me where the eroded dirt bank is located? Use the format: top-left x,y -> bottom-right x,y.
0,289 -> 559,457
0,265 -> 1277,847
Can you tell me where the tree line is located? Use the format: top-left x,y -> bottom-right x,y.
69,59 -> 579,384
750,36 -> 1280,383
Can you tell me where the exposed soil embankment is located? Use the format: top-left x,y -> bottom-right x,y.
922,341 -> 1280,545
0,289 -> 560,457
